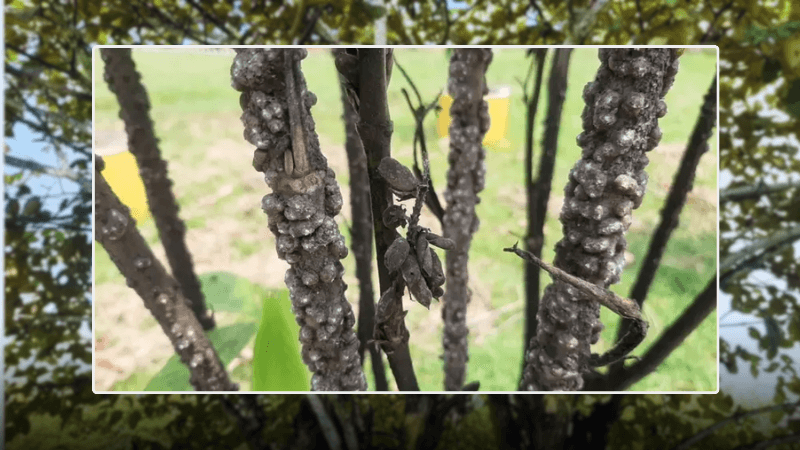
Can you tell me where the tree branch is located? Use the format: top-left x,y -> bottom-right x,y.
442,49 -> 492,391
336,62 -> 388,391
721,224 -> 800,288
94,155 -> 236,391
184,0 -> 239,40
721,180 -> 800,204
586,275 -> 716,391
670,400 -> 800,450
101,47 -> 214,330
357,48 -> 419,391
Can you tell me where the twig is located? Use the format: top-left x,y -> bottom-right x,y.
297,6 -> 325,45
395,57 -> 446,227
505,243 -> 644,321
437,0 -> 452,45
585,276 -> 716,391
506,243 -> 650,369
669,400 -> 800,450
306,395 -> 342,450
399,87 -> 440,228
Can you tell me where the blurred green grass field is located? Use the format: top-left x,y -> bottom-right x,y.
94,48 -> 717,392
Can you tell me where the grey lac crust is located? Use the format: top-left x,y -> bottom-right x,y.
521,48 -> 681,391
231,48 -> 366,391
442,49 -> 493,392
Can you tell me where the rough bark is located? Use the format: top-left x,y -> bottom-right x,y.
442,48 -> 492,391
355,48 -> 419,391
521,48 -> 682,391
231,48 -> 366,391
94,155 -> 236,391
337,68 -> 389,391
100,48 -> 214,330
612,73 -> 717,374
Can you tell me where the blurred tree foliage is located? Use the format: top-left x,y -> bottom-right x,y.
5,0 -> 800,448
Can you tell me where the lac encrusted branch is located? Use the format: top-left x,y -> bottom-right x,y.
231,48 -> 367,391
520,48 -> 681,391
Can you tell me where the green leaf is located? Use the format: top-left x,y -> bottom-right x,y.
788,377 -> 800,394
199,271 -> 264,317
144,322 -> 257,391
715,393 -> 734,412
252,289 -> 309,391
360,3 -> 387,20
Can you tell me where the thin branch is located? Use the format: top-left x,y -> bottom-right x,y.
634,0 -> 645,34
437,0 -> 452,45
5,43 -> 88,84
184,0 -> 239,40
393,58 -> 424,113
399,87 -> 440,227
721,180 -> 800,204
4,154 -> 88,190
721,224 -> 800,287
297,6 -> 325,45
669,400 -> 800,450
358,49 -> 419,391
135,0 -> 212,45
730,432 -> 800,450
306,395 -> 342,450
720,321 -> 765,328
522,48 -> 563,378
395,57 -> 446,226
586,275 -> 716,391
336,63 -> 389,391
8,93 -> 91,153
563,0 -> 612,44
699,0 -> 735,44
527,0 -> 554,39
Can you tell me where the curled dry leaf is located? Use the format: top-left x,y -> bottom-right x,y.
378,156 -> 418,198
385,237 -> 411,273
425,232 -> 455,251
382,204 -> 408,229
